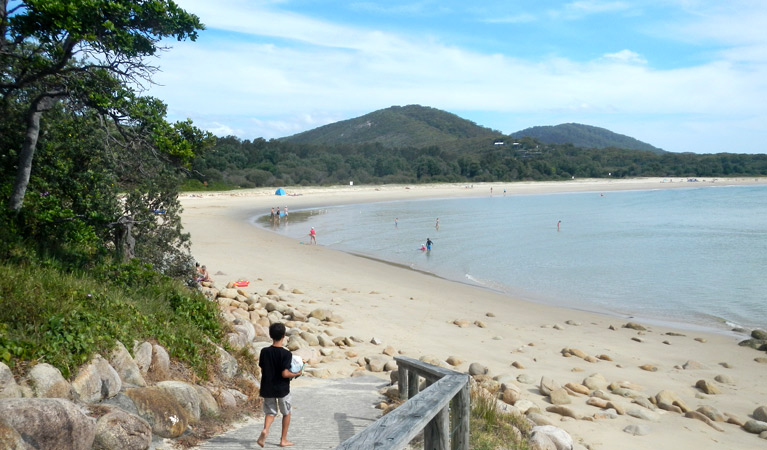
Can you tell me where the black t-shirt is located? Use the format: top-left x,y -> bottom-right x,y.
259,345 -> 293,398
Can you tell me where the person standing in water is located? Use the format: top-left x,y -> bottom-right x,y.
309,227 -> 317,244
435,218 -> 439,230
426,237 -> 433,251
557,220 -> 562,232
394,217 -> 398,228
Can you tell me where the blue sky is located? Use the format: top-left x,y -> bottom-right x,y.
146,0 -> 767,154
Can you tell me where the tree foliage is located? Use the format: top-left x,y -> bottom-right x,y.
1,0 -> 205,211
1,0 -> 215,276
185,136 -> 767,190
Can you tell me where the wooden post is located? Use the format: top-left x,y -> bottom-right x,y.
398,366 -> 408,400
451,380 -> 470,450
408,370 -> 419,399
424,405 -> 450,450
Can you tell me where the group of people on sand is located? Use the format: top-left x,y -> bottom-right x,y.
271,206 -> 289,223
194,262 -> 211,283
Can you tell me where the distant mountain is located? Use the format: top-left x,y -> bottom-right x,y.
281,105 -> 502,148
510,123 -> 664,154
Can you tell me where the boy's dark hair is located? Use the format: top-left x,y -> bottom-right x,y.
269,322 -> 286,341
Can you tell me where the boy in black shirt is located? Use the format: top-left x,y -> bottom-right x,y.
257,322 -> 302,447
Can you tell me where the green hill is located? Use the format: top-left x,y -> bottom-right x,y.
281,105 -> 502,148
510,123 -> 665,154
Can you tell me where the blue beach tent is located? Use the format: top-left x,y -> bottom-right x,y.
275,188 -> 286,196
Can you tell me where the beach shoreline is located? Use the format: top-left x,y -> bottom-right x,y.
181,177 -> 767,450
245,177 -> 764,336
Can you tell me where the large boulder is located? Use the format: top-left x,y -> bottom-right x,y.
213,388 -> 237,410
539,376 -> 560,397
194,385 -> 220,417
218,288 -> 239,299
100,392 -> 140,417
287,335 -> 309,352
0,398 -> 95,450
109,341 -> 146,387
233,318 -> 256,343
308,308 -> 333,321
125,387 -> 189,438
26,363 -> 73,399
743,420 -> 767,434
72,355 -> 122,403
366,355 -> 390,373
0,417 -> 26,449
227,332 -> 248,350
265,301 -> 290,315
300,332 -> 320,346
0,362 -> 21,399
583,373 -> 608,391
132,342 -> 153,376
92,409 -> 152,450
468,362 -> 488,376
148,345 -> 170,380
500,382 -> 521,406
156,381 -> 202,423
655,390 -> 690,413
549,388 -> 572,405
530,425 -> 573,450
754,405 -> 767,422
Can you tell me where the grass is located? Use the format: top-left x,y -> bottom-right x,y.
469,384 -> 531,450
0,260 -> 225,379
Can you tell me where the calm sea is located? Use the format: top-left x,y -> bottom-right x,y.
258,185 -> 767,333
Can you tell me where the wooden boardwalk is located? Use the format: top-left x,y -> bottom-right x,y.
193,376 -> 387,449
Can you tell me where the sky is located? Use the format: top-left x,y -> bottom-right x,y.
145,0 -> 767,154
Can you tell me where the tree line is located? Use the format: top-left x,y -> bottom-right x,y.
187,136 -> 767,189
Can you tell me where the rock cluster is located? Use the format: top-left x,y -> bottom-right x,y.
0,336 -> 251,449
203,281 -> 403,379
0,278 -> 378,450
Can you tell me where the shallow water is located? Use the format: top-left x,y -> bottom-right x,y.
258,185 -> 767,332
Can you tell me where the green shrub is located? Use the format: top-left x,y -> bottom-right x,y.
0,261 -> 223,379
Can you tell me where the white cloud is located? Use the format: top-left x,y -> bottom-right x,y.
153,0 -> 767,152
566,0 -> 631,14
653,1 -> 767,61
350,1 -> 447,16
482,13 -> 537,24
549,0 -> 633,19
602,49 -> 648,64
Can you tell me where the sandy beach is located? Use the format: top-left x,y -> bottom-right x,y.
181,178 -> 767,450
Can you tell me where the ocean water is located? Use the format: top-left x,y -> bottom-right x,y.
259,185 -> 767,332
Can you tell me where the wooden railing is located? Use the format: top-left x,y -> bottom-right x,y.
336,356 -> 470,450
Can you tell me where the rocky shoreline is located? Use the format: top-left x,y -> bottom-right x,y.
2,277 -> 767,449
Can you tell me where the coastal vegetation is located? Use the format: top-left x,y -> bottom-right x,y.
0,0 -> 221,378
186,105 -> 767,190
471,385 -> 531,450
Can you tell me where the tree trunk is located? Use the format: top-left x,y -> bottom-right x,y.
8,94 -> 59,211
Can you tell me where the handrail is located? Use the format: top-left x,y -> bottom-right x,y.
336,356 -> 470,450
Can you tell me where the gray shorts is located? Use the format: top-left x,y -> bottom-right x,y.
263,393 -> 292,416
